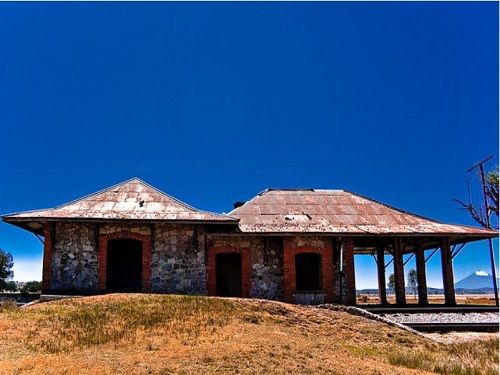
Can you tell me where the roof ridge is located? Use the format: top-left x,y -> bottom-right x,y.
51,177 -> 141,210
3,177 -> 237,221
67,177 -> 236,219
52,177 -> 207,214
130,178 -> 199,213
259,188 -> 345,195
264,188 -> 315,193
127,178 -> 236,219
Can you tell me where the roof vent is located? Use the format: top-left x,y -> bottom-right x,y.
233,201 -> 245,209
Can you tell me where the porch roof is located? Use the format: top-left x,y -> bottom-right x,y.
229,189 -> 497,238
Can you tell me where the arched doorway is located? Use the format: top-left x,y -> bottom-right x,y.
107,238 -> 143,292
295,253 -> 322,291
216,253 -> 242,297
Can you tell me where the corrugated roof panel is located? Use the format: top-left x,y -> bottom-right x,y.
3,178 -> 237,223
3,182 -> 497,238
230,189 -> 497,236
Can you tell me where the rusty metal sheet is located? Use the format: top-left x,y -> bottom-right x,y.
3,178 -> 237,223
3,183 -> 498,238
230,189 -> 497,236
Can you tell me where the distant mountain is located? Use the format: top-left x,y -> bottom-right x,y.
455,271 -> 499,290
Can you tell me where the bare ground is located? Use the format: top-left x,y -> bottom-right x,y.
0,294 -> 497,375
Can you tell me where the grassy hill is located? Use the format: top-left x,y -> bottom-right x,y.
0,294 -> 497,374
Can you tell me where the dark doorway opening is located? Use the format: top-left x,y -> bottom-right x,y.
216,253 -> 242,297
107,239 -> 143,292
295,253 -> 322,291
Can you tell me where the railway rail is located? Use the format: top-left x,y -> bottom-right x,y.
405,322 -> 499,332
363,305 -> 498,314
361,305 -> 499,332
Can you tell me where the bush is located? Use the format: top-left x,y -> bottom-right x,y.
20,281 -> 41,294
3,280 -> 17,292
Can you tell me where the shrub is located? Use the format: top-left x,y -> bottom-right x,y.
20,281 -> 41,294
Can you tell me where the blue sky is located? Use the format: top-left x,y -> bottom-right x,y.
0,2 -> 498,288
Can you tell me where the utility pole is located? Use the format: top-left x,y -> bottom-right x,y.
467,155 -> 499,307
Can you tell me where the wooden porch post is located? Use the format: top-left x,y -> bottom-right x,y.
440,237 -> 456,306
376,247 -> 387,305
415,238 -> 428,306
393,238 -> 406,306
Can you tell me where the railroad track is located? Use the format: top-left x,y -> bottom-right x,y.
364,305 -> 498,314
360,305 -> 499,332
405,322 -> 499,333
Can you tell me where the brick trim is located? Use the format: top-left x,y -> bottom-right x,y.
98,231 -> 152,293
207,246 -> 251,297
42,225 -> 53,293
283,238 -> 334,303
342,237 -> 356,305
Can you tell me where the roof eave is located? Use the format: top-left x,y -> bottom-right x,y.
2,216 -> 239,224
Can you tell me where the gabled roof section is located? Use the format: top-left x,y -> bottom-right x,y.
3,178 -> 237,224
229,189 -> 497,236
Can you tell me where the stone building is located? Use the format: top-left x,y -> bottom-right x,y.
2,178 -> 496,305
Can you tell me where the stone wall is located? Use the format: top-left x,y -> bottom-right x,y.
151,223 -> 207,294
49,222 -> 209,294
99,223 -> 151,236
51,222 -> 98,293
254,237 -> 283,300
47,222 -> 352,304
208,236 -> 283,300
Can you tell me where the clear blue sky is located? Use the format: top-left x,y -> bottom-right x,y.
0,2 -> 498,288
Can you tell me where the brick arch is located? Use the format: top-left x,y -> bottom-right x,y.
283,239 -> 334,303
207,246 -> 251,297
98,230 -> 152,292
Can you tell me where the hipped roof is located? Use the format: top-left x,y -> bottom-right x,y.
229,189 -> 497,237
2,178 -> 237,232
2,181 -> 497,239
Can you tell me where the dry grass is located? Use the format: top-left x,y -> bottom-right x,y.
18,295 -> 235,353
0,299 -> 18,312
389,337 -> 499,375
0,294 -> 497,374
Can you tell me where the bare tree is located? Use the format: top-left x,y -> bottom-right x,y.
407,269 -> 418,299
454,168 -> 499,230
387,273 -> 395,294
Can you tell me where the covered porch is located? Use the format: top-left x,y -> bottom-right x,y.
351,234 -> 498,307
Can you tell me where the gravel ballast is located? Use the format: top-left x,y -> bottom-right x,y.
380,312 -> 499,324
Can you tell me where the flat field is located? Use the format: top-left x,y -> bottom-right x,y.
357,294 -> 496,305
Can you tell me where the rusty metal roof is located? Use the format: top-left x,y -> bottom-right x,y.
3,182 -> 497,238
229,189 -> 498,236
2,178 -> 237,224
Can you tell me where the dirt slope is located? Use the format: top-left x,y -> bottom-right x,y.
0,294 -> 496,374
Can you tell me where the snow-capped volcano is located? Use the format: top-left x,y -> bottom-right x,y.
474,270 -> 489,276
455,270 -> 499,290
